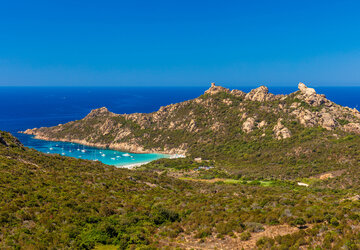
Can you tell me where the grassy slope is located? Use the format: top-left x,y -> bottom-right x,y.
1,131 -> 360,249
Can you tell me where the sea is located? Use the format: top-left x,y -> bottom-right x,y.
1,85 -> 360,167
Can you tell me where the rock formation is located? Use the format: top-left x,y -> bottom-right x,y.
273,119 -> 291,140
242,117 -> 256,133
244,86 -> 275,102
205,82 -> 230,95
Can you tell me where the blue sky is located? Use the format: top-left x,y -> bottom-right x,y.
0,0 -> 360,86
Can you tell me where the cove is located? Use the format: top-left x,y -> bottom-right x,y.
16,133 -> 169,168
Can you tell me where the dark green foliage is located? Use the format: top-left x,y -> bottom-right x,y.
1,131 -> 359,248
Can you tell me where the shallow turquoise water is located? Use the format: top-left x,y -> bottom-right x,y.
17,133 -> 169,167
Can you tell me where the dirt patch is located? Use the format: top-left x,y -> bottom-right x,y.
314,170 -> 345,180
160,224 -> 301,249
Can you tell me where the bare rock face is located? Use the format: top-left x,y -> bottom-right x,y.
343,123 -> 360,134
273,119 -> 291,139
245,86 -> 275,102
294,109 -> 318,127
242,117 -> 256,133
205,82 -> 230,95
230,89 -> 246,98
320,112 -> 337,130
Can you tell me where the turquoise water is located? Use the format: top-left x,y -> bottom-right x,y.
17,133 -> 169,167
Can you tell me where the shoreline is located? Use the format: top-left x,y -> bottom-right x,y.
18,132 -> 186,168
115,152 -> 186,169
19,132 -> 187,156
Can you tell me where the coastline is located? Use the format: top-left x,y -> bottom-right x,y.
20,132 -> 187,156
18,133 -> 186,168
115,153 -> 186,169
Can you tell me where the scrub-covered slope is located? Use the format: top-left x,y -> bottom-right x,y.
1,130 -> 360,249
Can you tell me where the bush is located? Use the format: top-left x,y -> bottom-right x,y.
240,232 -> 251,241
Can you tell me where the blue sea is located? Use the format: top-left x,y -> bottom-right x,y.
1,85 -> 360,167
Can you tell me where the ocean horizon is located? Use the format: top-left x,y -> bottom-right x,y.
2,85 -> 360,166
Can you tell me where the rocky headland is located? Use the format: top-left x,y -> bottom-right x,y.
22,82 -> 360,157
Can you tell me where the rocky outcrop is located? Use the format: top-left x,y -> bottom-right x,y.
0,132 -> 22,147
244,86 -> 275,102
242,117 -> 256,133
85,107 -> 116,119
273,119 -> 291,139
344,123 -> 360,134
257,120 -> 267,129
320,112 -> 337,130
297,82 -> 327,106
205,82 -> 230,95
230,89 -> 246,98
298,82 -> 316,96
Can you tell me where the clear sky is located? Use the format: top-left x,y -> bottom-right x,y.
1,0 -> 360,86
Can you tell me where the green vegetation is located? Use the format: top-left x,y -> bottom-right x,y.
10,86 -> 360,248
1,131 -> 360,249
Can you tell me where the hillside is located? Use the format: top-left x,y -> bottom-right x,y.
23,82 -> 360,180
1,130 -> 360,249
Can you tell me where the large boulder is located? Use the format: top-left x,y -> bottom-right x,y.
298,82 -> 316,96
273,119 -> 291,139
245,86 -> 275,102
242,117 -> 256,133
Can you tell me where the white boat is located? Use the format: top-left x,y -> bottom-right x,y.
111,157 -> 115,160
81,149 -> 86,153
101,154 -> 106,157
49,147 -> 53,150
122,153 -> 130,157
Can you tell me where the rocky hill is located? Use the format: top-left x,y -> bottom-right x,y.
23,82 -> 360,151
22,82 -> 360,179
